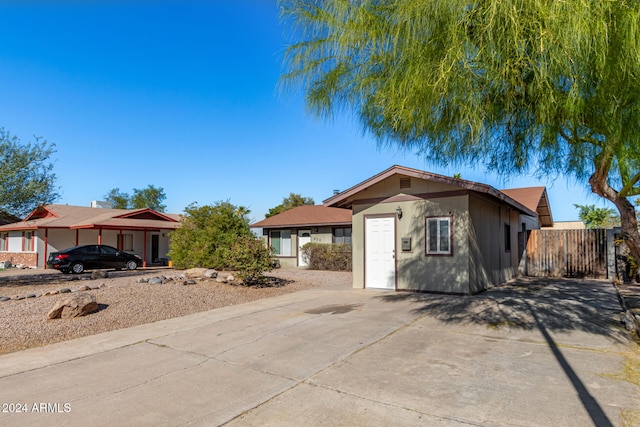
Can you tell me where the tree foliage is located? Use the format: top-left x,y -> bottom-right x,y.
0,128 -> 58,217
574,204 -> 620,229
279,0 -> 640,261
168,201 -> 253,269
104,185 -> 167,211
266,192 -> 315,218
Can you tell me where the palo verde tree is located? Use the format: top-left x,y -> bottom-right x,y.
279,1 -> 640,262
0,128 -> 58,217
265,192 -> 314,218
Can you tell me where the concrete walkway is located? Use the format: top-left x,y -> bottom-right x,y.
0,278 -> 638,426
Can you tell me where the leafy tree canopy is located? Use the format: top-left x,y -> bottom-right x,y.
104,185 -> 167,212
0,128 -> 58,217
266,192 -> 315,218
279,0 -> 640,260
574,204 -> 620,229
168,201 -> 252,269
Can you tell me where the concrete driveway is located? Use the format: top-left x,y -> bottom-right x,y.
0,277 -> 638,426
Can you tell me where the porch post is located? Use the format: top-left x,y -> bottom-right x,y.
98,228 -> 102,245
143,230 -> 147,267
44,228 -> 49,269
75,229 -> 79,246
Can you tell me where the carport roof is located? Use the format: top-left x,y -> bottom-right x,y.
0,204 -> 182,231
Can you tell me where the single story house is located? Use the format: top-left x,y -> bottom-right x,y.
251,205 -> 352,268
0,204 -> 182,269
324,165 -> 553,294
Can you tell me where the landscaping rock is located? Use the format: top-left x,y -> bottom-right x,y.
77,285 -> 91,291
47,293 -> 99,319
216,277 -> 227,283
182,279 -> 197,286
0,296 -> 10,302
184,268 -> 207,277
13,296 -> 24,300
227,274 -> 235,282
204,269 -> 218,278
59,288 -> 71,294
148,277 -> 163,285
91,270 -> 109,280
26,294 -> 36,299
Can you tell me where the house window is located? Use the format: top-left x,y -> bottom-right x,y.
0,233 -> 6,251
504,224 -> 511,252
426,217 -> 452,255
270,230 -> 292,256
24,231 -> 34,252
117,234 -> 134,251
333,227 -> 352,244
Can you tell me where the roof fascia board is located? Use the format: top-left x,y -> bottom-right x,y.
115,208 -> 179,222
325,165 -> 537,217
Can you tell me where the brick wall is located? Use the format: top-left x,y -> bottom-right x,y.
0,252 -> 38,268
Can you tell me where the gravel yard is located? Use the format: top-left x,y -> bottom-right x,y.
0,267 -> 352,355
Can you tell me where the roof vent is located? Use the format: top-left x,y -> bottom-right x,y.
399,178 -> 411,189
333,189 -> 340,195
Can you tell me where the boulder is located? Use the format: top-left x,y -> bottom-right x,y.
59,288 -> 71,294
148,277 -> 163,285
226,274 -> 235,282
47,293 -> 99,319
204,269 -> 218,278
91,270 -> 109,280
182,279 -> 197,286
184,268 -> 208,278
216,277 -> 227,283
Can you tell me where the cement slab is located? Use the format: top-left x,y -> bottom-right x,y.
0,277 -> 638,426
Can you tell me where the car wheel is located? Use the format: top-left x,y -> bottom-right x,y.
71,262 -> 84,274
126,260 -> 138,270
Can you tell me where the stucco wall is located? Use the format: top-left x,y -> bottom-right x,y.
468,194 -> 523,292
261,227 -> 336,268
353,195 -> 471,293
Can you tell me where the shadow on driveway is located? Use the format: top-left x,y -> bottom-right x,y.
378,276 -> 630,427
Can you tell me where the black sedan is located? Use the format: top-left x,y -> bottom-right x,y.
47,244 -> 142,274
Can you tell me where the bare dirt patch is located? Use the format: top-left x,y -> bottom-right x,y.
0,268 -> 351,355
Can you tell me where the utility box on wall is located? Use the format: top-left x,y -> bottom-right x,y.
401,237 -> 412,252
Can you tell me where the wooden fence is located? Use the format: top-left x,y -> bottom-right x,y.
525,229 -> 608,278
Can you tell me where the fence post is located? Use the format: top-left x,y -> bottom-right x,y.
606,229 -> 616,280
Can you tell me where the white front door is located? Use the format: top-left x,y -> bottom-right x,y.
298,230 -> 311,267
365,216 -> 396,289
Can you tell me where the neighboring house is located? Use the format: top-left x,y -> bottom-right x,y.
0,204 -> 182,269
251,205 -> 352,268
324,165 -> 553,294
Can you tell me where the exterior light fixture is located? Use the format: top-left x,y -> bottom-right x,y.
396,206 -> 403,219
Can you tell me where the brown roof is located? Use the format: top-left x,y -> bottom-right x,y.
0,204 -> 182,231
324,165 -> 539,218
251,205 -> 352,229
500,187 -> 553,227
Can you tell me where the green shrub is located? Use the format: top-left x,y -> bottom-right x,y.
301,243 -> 352,271
168,201 -> 253,269
226,235 -> 273,285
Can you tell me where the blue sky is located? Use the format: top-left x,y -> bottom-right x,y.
0,2 -> 613,222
